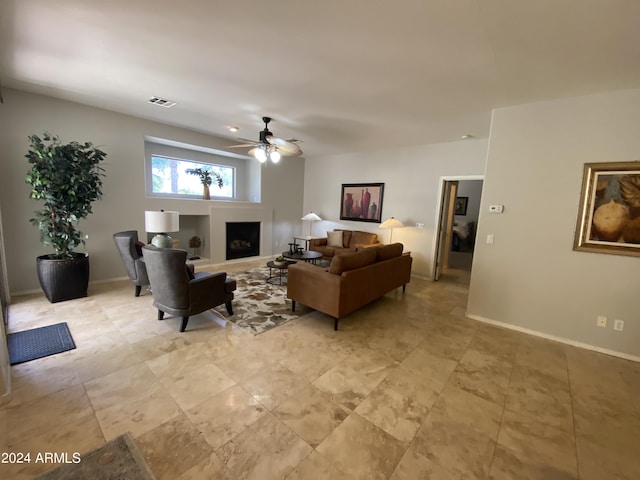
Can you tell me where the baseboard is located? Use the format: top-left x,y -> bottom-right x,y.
466,313 -> 640,363
11,255 -> 278,297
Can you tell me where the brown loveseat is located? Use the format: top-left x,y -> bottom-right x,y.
287,243 -> 411,330
309,229 -> 380,260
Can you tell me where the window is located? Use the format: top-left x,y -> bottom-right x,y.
151,155 -> 234,198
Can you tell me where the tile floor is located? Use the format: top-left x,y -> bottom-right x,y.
1,260 -> 639,479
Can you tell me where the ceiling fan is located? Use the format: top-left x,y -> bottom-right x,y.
227,116 -> 303,163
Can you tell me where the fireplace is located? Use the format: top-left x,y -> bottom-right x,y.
226,222 -> 260,260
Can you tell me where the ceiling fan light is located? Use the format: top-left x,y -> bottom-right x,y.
270,149 -> 281,163
254,147 -> 267,163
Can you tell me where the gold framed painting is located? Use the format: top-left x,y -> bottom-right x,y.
573,161 -> 640,257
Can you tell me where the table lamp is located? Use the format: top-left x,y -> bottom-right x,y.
145,210 -> 179,248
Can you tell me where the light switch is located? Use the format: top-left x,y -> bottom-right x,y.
486,234 -> 495,244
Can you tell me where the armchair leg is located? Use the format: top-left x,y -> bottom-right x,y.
334,318 -> 339,331
403,284 -> 406,293
225,301 -> 234,315
135,285 -> 142,297
180,317 -> 189,332
292,300 -> 296,312
158,310 -> 164,320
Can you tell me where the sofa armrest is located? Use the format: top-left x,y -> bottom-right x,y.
287,262 -> 343,318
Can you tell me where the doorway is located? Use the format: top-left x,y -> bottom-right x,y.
433,176 -> 484,280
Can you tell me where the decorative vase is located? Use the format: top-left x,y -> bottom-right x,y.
203,185 -> 210,200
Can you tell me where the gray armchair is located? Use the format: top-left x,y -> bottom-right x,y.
113,230 -> 149,297
142,246 -> 236,332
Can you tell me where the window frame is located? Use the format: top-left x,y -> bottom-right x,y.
148,153 -> 236,200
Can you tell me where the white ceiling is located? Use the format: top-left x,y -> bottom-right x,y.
2,0 -> 640,157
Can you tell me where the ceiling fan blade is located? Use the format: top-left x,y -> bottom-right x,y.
267,137 -> 302,155
227,143 -> 260,148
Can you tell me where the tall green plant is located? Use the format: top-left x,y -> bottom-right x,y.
25,133 -> 106,258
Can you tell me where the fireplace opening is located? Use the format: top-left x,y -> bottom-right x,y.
226,222 -> 260,260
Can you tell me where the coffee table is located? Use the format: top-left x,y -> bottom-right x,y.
266,260 -> 296,285
282,250 -> 323,265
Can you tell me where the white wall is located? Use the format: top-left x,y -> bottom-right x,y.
468,89 -> 640,359
303,139 -> 488,277
0,89 -> 305,294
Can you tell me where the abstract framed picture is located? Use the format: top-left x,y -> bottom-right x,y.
340,183 -> 384,223
573,161 -> 640,257
454,197 -> 468,216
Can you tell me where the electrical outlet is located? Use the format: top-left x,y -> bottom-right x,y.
597,315 -> 607,328
614,319 -> 624,331
415,223 -> 424,229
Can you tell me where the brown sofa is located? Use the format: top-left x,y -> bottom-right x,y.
309,229 -> 380,260
287,243 -> 412,330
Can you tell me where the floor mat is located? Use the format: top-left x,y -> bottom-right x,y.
7,322 -> 76,365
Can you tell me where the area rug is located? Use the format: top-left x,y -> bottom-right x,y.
35,433 -> 156,479
7,322 -> 76,365
214,267 -> 311,335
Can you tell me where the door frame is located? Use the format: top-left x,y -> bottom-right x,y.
431,175 -> 484,280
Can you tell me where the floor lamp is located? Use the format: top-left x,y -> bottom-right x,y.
301,212 -> 322,238
379,217 -> 405,243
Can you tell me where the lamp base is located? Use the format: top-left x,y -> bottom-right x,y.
151,233 -> 173,248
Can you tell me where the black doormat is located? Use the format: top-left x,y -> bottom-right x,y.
7,322 -> 76,365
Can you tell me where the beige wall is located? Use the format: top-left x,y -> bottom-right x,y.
468,89 -> 640,359
0,89 -> 305,294
302,140 -> 489,277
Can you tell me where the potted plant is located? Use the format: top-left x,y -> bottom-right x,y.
185,167 -> 223,200
274,255 -> 287,266
25,133 -> 106,303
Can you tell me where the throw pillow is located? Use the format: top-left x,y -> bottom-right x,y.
376,242 -> 403,261
327,230 -> 343,248
328,248 -> 377,275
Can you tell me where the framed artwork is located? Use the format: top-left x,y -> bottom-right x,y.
340,183 -> 384,223
454,197 -> 469,216
573,161 -> 640,257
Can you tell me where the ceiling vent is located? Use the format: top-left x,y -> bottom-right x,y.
148,96 -> 177,108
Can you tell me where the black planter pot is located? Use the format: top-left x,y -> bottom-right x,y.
36,253 -> 90,303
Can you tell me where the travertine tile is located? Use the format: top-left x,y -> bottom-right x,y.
316,412 -> 407,480
496,409 -> 577,477
4,261 -> 636,480
217,413 -> 312,480
136,414 -> 214,480
410,384 -> 502,478
355,365 -> 441,442
450,348 -> 513,406
274,384 -> 350,448
285,451 -> 355,480
174,452 -> 232,480
94,390 -> 182,440
240,362 -> 309,410
489,444 -> 578,480
185,385 -> 267,449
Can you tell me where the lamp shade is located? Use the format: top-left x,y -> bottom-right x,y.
301,212 -> 322,221
379,217 -> 405,229
145,210 -> 179,233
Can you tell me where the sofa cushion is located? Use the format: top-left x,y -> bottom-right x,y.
337,229 -> 352,247
328,248 -> 377,275
327,230 -> 343,247
350,230 -> 378,248
376,242 -> 404,261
